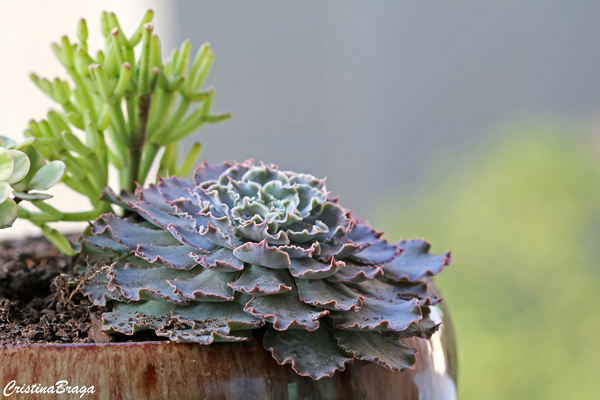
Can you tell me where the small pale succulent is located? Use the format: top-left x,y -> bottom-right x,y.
0,136 -> 65,229
80,160 -> 450,379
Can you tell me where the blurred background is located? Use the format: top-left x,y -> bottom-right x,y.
2,2 -> 600,398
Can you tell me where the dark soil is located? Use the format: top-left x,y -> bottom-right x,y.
0,235 -> 110,344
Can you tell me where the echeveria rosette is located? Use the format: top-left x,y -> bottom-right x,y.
79,160 -> 450,379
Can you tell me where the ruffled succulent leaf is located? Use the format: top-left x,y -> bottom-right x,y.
333,329 -> 417,372
80,282 -> 124,306
135,183 -> 174,212
157,329 -> 251,344
279,242 -> 319,259
285,220 -> 328,243
344,223 -> 383,246
168,269 -> 239,301
327,262 -> 384,283
198,223 -> 244,248
216,160 -> 254,185
168,199 -> 208,229
168,224 -> 220,253
91,214 -> 180,250
228,264 -> 292,295
263,325 -> 353,380
234,218 -> 290,245
193,160 -> 232,185
317,240 -> 362,261
233,239 -> 291,269
100,186 -> 137,211
172,301 -> 263,334
157,176 -> 195,203
244,289 -> 329,331
134,243 -> 201,270
79,235 -> 129,257
102,300 -> 175,334
79,267 -> 127,306
297,279 -> 363,311
305,203 -> 350,242
385,307 -> 440,339
108,264 -> 200,303
192,247 -> 244,272
350,279 -> 441,306
349,239 -> 399,265
329,296 -> 421,332
131,201 -> 195,230
382,239 -> 451,282
289,257 -> 345,279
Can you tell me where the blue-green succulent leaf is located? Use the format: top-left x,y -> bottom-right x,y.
349,239 -> 399,265
134,243 -> 201,270
167,224 -> 220,253
168,198 -> 207,229
382,239 -> 451,282
329,296 -> 421,332
135,183 -> 173,212
12,191 -> 53,201
263,325 -> 352,380
108,264 -> 200,303
0,198 -> 18,228
157,175 -> 195,202
157,329 -> 251,344
244,290 -> 329,331
0,148 -> 15,181
350,279 -> 441,306
385,307 -> 440,339
198,223 -> 244,248
192,247 -> 244,272
132,201 -> 195,230
0,182 -> 10,204
228,264 -> 292,295
6,150 -> 30,184
233,239 -> 291,269
289,257 -> 344,279
193,160 -> 232,185
168,269 -> 239,301
0,136 -> 16,149
100,186 -> 137,211
333,329 -> 417,372
296,279 -> 363,311
318,240 -> 362,261
172,301 -> 263,334
91,214 -> 180,250
102,300 -> 174,334
27,160 -> 65,191
326,263 -> 383,283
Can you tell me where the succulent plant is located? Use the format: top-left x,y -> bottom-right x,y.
1,137 -> 66,240
3,10 -> 229,251
79,161 -> 450,379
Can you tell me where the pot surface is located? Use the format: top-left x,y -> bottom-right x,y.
0,302 -> 456,400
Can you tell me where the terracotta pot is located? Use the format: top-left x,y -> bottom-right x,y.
0,299 -> 456,400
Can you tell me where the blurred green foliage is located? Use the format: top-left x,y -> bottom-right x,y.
375,123 -> 600,399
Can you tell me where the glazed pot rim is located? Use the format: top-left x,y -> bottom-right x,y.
1,340 -> 186,349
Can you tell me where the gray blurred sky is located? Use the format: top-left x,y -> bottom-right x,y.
177,3 -> 600,217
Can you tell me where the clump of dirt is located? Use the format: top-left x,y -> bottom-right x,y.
0,235 -> 109,344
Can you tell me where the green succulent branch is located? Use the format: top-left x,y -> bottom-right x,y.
2,10 -> 230,253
